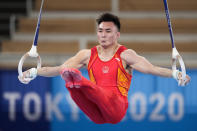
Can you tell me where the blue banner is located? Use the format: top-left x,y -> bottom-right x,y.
0,69 -> 197,131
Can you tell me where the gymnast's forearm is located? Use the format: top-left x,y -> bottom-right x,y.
149,66 -> 173,77
37,66 -> 61,77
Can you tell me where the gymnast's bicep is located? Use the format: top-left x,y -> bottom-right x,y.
60,49 -> 91,69
121,49 -> 153,74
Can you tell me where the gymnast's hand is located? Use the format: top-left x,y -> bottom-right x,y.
18,68 -> 37,84
172,70 -> 191,86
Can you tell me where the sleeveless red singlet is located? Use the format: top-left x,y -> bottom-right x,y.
88,45 -> 132,97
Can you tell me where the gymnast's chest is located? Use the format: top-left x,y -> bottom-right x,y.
91,58 -> 118,85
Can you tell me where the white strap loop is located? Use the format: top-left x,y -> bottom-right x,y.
172,48 -> 187,86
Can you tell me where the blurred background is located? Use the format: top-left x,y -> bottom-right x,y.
0,0 -> 197,131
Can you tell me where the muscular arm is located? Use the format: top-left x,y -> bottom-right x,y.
121,49 -> 172,77
37,49 -> 90,77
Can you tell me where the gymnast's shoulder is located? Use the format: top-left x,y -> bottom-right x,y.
74,49 -> 91,60
120,48 -> 138,58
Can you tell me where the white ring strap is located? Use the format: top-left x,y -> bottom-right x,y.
172,48 -> 186,85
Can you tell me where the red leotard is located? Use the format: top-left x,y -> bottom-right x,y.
64,45 -> 132,124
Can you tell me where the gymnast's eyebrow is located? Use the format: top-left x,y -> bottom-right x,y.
98,28 -> 111,31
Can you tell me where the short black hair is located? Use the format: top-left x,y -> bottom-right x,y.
96,13 -> 121,32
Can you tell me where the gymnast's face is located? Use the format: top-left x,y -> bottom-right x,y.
97,22 -> 120,47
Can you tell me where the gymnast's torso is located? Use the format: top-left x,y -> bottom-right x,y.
87,45 -> 132,97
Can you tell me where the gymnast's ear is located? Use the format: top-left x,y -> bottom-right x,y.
116,31 -> 120,39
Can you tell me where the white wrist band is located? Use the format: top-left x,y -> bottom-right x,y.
172,69 -> 179,81
29,68 -> 37,79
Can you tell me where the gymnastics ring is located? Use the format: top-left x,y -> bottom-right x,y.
18,46 -> 42,78
172,48 -> 187,86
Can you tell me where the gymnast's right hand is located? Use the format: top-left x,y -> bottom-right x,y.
18,68 -> 37,84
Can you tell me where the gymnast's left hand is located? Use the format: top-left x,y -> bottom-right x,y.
18,68 -> 37,84
172,70 -> 191,86
179,73 -> 191,86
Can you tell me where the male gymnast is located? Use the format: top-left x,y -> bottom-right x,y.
19,13 -> 190,124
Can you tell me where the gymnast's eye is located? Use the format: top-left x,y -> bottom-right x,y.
98,29 -> 103,33
106,29 -> 111,33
